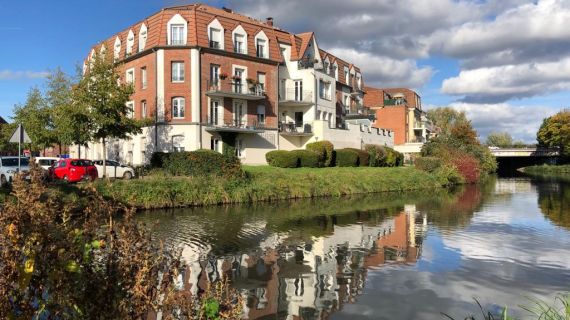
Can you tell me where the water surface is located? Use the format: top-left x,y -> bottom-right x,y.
139,176 -> 570,319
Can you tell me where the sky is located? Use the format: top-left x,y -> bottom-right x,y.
0,0 -> 568,143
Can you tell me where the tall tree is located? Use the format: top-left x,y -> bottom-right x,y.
537,110 -> 570,157
426,107 -> 471,136
73,54 -> 142,177
12,87 -> 54,154
486,131 -> 513,148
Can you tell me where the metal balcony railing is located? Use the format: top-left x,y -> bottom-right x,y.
207,116 -> 263,130
298,58 -> 318,70
279,88 -> 313,103
384,98 -> 407,106
206,80 -> 265,97
278,121 -> 313,134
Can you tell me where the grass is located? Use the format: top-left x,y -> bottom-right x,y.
93,165 -> 454,209
522,164 -> 570,175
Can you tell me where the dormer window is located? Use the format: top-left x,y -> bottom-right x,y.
126,30 -> 134,56
171,24 -> 184,45
139,24 -> 147,52
256,39 -> 266,58
209,28 -> 222,49
234,34 -> 245,54
114,37 -> 121,61
255,31 -> 269,59
344,67 -> 349,83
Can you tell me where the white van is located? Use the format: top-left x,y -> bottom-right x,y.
35,157 -> 60,170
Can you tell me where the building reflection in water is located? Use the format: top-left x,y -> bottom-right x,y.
177,207 -> 428,319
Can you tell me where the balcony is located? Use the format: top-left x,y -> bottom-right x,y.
278,121 -> 313,136
384,98 -> 407,106
278,88 -> 314,107
205,116 -> 265,133
345,103 -> 376,121
206,80 -> 266,100
298,58 -> 319,70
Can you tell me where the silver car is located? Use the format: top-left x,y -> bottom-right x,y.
0,157 -> 30,186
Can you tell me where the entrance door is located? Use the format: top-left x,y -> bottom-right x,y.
294,112 -> 303,127
209,100 -> 219,125
233,101 -> 246,127
294,80 -> 303,101
234,68 -> 244,93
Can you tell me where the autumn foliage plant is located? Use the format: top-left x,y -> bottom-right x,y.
0,164 -> 242,319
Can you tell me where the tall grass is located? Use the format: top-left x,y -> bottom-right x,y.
523,164 -> 570,175
94,166 -> 453,209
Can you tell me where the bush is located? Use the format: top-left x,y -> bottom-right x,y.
434,165 -> 464,186
266,150 -> 299,168
150,152 -> 170,168
346,148 -> 370,167
162,150 -> 244,178
336,149 -> 359,167
384,147 -> 399,167
365,144 -> 387,167
415,157 -> 442,173
306,140 -> 335,167
291,150 -> 320,168
450,153 -> 481,183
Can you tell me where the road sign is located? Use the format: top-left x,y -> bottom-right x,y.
8,124 -> 32,172
9,124 -> 32,143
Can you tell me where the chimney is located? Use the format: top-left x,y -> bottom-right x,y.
266,17 -> 274,26
222,7 -> 233,13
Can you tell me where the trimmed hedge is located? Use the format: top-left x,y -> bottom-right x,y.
415,156 -> 442,173
336,149 -> 359,167
307,140 -> 335,167
152,150 -> 244,178
346,148 -> 370,167
266,150 -> 299,168
365,144 -> 387,167
291,150 -> 321,168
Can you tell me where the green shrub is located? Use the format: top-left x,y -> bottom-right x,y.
365,144 -> 387,167
346,148 -> 370,167
306,140 -> 335,167
266,150 -> 299,168
435,165 -> 464,186
291,150 -> 320,168
415,157 -> 442,173
150,152 -> 170,168
163,150 -> 244,178
336,149 -> 359,167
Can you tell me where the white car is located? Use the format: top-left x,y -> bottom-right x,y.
0,157 -> 30,186
92,160 -> 135,179
35,157 -> 60,170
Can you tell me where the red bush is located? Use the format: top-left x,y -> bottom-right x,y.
450,153 -> 481,183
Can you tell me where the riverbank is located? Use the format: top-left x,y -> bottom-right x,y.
522,164 -> 570,175
94,166 -> 456,209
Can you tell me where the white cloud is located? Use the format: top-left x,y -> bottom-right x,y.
0,70 -> 49,80
328,48 -> 433,88
442,102 -> 559,143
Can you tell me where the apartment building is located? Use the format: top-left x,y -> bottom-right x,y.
73,4 -> 393,165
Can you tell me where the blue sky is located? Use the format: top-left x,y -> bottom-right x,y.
0,0 -> 567,142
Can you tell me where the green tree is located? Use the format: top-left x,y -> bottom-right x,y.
73,54 -> 143,177
426,107 -> 471,136
486,131 -> 513,148
12,87 -> 54,153
537,110 -> 570,157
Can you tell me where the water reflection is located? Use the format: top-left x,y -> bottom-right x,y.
140,177 -> 570,319
535,177 -> 570,229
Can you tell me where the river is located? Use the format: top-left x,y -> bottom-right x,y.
139,175 -> 570,319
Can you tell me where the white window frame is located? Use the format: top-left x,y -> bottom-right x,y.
257,105 -> 266,125
141,67 -> 147,89
138,24 -> 147,52
333,62 -> 339,81
99,44 -> 106,56
167,14 -> 187,46
114,36 -> 121,61
356,72 -> 362,89
126,30 -> 134,56
207,19 -> 225,50
209,99 -> 221,125
232,25 -> 247,54
235,138 -> 245,158
172,97 -> 185,119
126,101 -> 135,118
126,68 -> 135,84
254,31 -> 269,59
294,80 -> 303,101
171,61 -> 185,82
344,67 -> 349,84
141,100 -> 147,118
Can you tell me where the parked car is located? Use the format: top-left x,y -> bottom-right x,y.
0,157 -> 30,186
50,159 -> 98,183
35,156 -> 60,170
92,160 -> 135,179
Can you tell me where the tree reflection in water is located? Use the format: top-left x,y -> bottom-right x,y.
535,176 -> 570,229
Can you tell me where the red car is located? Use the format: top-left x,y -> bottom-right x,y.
50,159 -> 98,183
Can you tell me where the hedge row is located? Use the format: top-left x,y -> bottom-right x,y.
150,150 -> 244,178
265,141 -> 404,168
414,157 -> 442,173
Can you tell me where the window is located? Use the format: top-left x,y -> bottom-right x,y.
209,100 -> 220,125
126,101 -> 134,118
256,39 -> 266,58
233,68 -> 244,93
209,28 -> 221,49
294,80 -> 303,101
211,137 -> 221,153
210,64 -> 220,85
171,62 -> 184,82
139,24 -> 147,52
319,80 -> 331,100
141,100 -> 147,118
344,67 -> 349,83
114,37 -> 121,61
356,73 -> 362,89
172,97 -> 185,118
234,33 -> 245,54
171,24 -> 185,45
235,139 -> 244,158
257,105 -> 266,125
334,63 -> 338,81
141,67 -> 147,89
257,72 -> 265,95
344,95 -> 350,109
126,30 -> 134,56
172,135 -> 184,152
126,68 -> 135,84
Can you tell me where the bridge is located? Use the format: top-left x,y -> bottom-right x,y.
490,147 -> 560,174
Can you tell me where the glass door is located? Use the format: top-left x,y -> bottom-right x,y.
294,80 -> 303,101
